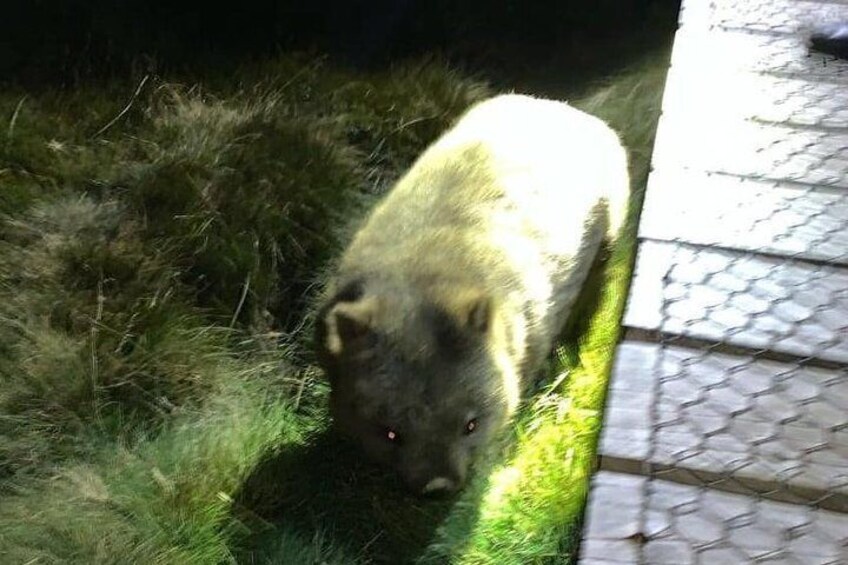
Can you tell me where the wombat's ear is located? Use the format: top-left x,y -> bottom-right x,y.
443,289 -> 491,335
465,295 -> 491,334
322,298 -> 376,356
432,292 -> 491,356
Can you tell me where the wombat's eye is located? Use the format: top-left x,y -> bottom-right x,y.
464,418 -> 478,435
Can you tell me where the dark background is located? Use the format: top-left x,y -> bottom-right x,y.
2,0 -> 680,87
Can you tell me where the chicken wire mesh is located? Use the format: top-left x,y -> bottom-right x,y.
630,242 -> 848,562
581,0 -> 848,563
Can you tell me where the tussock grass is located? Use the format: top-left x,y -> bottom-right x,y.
0,50 -> 667,564
125,89 -> 365,329
0,56 -> 488,564
0,373 -> 322,564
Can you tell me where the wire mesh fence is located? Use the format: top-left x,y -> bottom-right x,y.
581,0 -> 848,562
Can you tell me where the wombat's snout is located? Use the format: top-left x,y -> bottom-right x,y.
422,476 -> 458,496
403,460 -> 465,496
404,471 -> 460,496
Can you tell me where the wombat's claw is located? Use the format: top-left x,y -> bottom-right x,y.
809,21 -> 848,59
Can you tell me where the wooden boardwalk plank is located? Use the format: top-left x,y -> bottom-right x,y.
598,342 -> 848,513
625,241 -> 848,365
580,471 -> 848,563
640,171 -> 848,266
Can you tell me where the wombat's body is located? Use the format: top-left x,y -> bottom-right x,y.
316,94 -> 629,494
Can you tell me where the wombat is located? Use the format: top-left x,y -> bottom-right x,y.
315,94 -> 629,495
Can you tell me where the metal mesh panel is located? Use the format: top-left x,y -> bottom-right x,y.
581,0 -> 848,562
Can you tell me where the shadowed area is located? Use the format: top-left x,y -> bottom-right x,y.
233,428 -> 488,564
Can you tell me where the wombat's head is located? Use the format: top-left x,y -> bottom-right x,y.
315,278 -> 518,496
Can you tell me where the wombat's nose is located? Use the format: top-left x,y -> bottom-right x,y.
422,476 -> 457,495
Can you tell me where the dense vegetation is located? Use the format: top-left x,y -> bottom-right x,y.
0,22 -> 671,563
